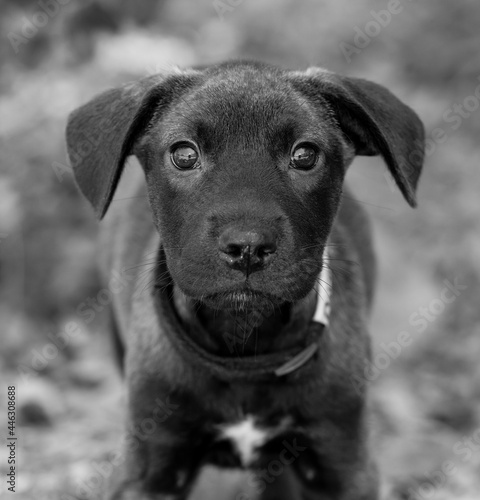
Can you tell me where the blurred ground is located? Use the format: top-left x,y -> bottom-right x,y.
1,0 -> 480,498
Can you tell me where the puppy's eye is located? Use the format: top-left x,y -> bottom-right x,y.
170,144 -> 199,170
290,144 -> 319,170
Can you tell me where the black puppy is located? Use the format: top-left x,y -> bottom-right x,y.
66,61 -> 424,499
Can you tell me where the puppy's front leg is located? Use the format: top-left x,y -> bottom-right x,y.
105,401 -> 205,500
107,438 -> 199,500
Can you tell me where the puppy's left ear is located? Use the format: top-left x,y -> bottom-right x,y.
289,68 -> 425,206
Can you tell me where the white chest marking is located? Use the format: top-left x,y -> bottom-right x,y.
219,415 -> 268,466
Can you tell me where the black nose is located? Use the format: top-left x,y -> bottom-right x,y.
218,226 -> 277,275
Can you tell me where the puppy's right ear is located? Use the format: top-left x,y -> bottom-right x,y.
66,71 -> 200,219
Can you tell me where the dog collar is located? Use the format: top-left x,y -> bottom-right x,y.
154,247 -> 332,382
273,251 -> 331,376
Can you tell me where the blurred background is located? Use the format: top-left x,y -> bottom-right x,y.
1,0 -> 479,498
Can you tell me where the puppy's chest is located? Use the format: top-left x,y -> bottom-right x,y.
214,414 -> 292,467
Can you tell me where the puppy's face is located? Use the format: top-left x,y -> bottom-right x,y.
138,67 -> 348,310
67,61 -> 424,313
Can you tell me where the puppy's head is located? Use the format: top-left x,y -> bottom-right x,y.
66,61 -> 424,312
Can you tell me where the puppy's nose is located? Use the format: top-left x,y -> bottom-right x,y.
218,226 -> 277,275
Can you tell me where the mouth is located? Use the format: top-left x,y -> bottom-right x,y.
200,288 -> 287,312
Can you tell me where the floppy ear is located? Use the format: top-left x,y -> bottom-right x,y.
66,71 -> 200,218
289,68 -> 425,206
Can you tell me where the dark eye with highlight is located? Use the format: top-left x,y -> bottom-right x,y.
290,144 -> 319,171
170,143 -> 199,170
